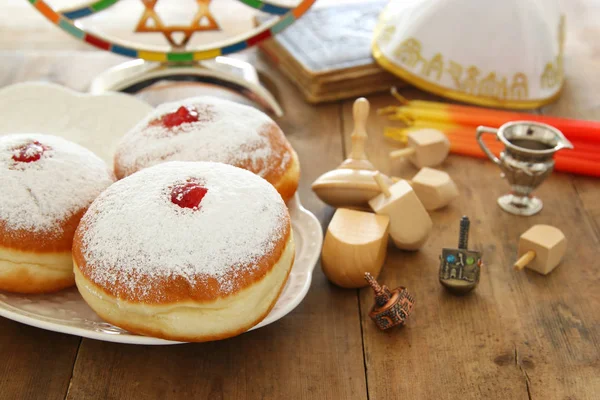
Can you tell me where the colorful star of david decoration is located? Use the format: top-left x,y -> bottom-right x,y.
135,0 -> 220,48
29,0 -> 316,62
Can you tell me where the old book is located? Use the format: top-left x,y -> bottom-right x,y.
257,1 -> 404,103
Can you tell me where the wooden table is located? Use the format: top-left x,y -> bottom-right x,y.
1,1 -> 599,399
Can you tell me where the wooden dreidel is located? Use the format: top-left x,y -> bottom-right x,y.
514,225 -> 567,275
365,272 -> 415,330
321,208 -> 390,288
312,98 -> 394,209
389,129 -> 450,168
439,216 -> 483,295
393,167 -> 459,211
369,172 -> 432,250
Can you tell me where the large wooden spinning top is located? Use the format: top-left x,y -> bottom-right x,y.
312,98 -> 393,209
364,272 -> 415,330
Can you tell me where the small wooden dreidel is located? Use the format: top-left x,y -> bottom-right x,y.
439,216 -> 482,295
394,167 -> 459,211
312,98 -> 394,209
321,208 -> 390,288
514,225 -> 567,275
365,272 -> 415,330
369,172 -> 432,250
389,129 -> 450,168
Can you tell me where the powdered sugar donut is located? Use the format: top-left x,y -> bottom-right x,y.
73,161 -> 294,342
114,96 -> 300,202
0,134 -> 115,293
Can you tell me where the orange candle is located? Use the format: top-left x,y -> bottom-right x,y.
387,123 -> 600,162
385,126 -> 600,177
395,105 -> 600,144
415,123 -> 600,162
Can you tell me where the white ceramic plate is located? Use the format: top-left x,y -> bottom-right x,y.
0,82 -> 322,345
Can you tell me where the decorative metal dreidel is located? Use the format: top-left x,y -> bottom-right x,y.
364,272 -> 415,330
439,216 -> 483,295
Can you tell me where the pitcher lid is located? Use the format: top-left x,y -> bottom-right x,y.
497,120 -> 574,154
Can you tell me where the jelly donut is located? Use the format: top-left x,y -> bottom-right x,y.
73,161 -> 295,342
0,134 -> 115,293
114,96 -> 299,203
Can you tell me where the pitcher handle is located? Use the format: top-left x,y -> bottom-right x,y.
476,126 -> 501,165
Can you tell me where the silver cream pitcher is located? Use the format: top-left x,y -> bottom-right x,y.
476,121 -> 574,216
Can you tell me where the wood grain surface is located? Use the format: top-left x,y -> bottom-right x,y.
0,1 -> 599,399
0,320 -> 80,400
341,93 -> 600,400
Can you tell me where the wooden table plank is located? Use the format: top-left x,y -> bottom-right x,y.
342,89 -> 600,399
0,319 -> 80,400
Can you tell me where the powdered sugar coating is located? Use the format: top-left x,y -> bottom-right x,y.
76,161 -> 289,300
115,96 -> 280,178
0,134 -> 114,233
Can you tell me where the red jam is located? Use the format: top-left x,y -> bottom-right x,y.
171,181 -> 208,210
158,106 -> 199,128
12,141 -> 48,163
